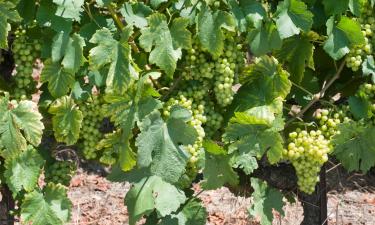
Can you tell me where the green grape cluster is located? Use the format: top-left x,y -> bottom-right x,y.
79,96 -> 105,159
283,129 -> 332,194
213,35 -> 244,107
164,94 -> 206,173
346,6 -> 374,71
203,100 -> 223,136
45,161 -> 76,186
314,109 -> 349,139
12,29 -> 41,99
356,83 -> 375,121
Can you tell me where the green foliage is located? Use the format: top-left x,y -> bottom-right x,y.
0,1 -> 21,48
48,96 -> 83,145
21,183 -> 72,225
248,178 -> 284,225
332,121 -> 375,173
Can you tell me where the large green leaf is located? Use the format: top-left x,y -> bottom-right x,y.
247,21 -> 282,56
332,122 -> 375,173
21,183 -> 72,225
0,1 -> 21,49
322,0 -> 349,15
4,147 -> 44,194
274,0 -> 313,39
125,176 -> 186,225
275,35 -> 315,83
196,4 -> 235,57
40,60 -> 75,98
201,141 -> 239,190
248,178 -> 284,225
0,95 -> 44,154
89,27 -> 138,93
53,0 -> 84,21
136,106 -> 197,184
323,16 -> 365,60
139,13 -> 191,76
48,96 -> 83,145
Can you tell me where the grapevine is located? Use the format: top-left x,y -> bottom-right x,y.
44,161 -> 76,186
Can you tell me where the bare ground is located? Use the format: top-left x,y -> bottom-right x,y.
67,166 -> 375,225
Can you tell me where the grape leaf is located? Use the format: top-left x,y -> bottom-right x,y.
150,0 -> 168,9
125,175 -> 186,225
4,147 -> 44,194
16,0 -> 37,24
136,106 -> 197,184
275,35 -> 315,83
201,141 -> 239,190
104,74 -> 162,171
139,13 -> 191,77
89,27 -> 138,93
348,0 -> 365,16
53,0 -> 84,21
247,21 -> 282,56
248,178 -> 284,225
0,95 -> 44,154
36,0 -> 73,33
61,33 -> 86,73
362,55 -> 375,82
48,96 -> 83,145
0,1 -> 21,49
228,0 -> 266,32
332,122 -> 375,173
323,16 -> 365,60
121,2 -> 153,28
274,0 -> 313,39
348,96 -> 373,120
322,0 -> 349,15
230,56 -> 291,112
51,31 -> 70,62
21,183 -> 72,225
40,60 -> 75,98
225,112 -> 284,164
231,152 -> 258,175
196,4 -> 235,57
159,198 -> 207,225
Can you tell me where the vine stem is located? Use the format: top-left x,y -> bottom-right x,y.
286,60 -> 346,125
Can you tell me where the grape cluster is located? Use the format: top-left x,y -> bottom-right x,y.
12,29 -> 41,99
79,96 -> 105,159
44,161 -> 76,186
283,129 -> 332,194
314,109 -> 350,139
164,94 -> 206,165
346,6 -> 374,71
356,83 -> 375,121
213,36 -> 244,106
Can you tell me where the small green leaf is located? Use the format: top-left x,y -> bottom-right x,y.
323,16 -> 365,60
248,178 -> 284,225
125,176 -> 186,225
228,0 -> 266,32
40,60 -> 75,98
0,95 -> 44,154
0,1 -> 21,49
53,0 -> 84,21
203,140 -> 226,155
362,55 -> 375,82
275,35 -> 315,83
348,96 -> 373,120
274,0 -> 313,39
61,34 -> 86,73
4,147 -> 44,194
120,2 -> 153,29
21,183 -> 72,225
48,96 -> 83,145
197,4 -> 235,57
332,122 -> 375,173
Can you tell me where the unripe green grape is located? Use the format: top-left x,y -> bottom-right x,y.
45,161 -> 76,186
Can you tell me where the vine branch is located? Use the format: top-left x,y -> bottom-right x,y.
286,60 -> 346,125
